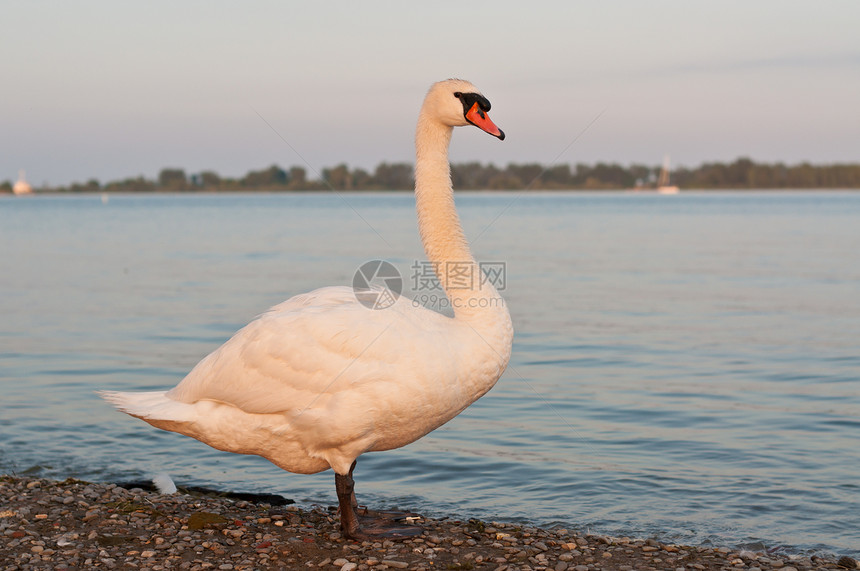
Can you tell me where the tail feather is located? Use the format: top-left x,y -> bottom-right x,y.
99,390 -> 193,423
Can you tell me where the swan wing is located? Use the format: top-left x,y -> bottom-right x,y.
166,286 -> 458,417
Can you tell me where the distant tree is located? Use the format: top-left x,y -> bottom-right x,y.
451,162 -> 503,189
219,177 -> 242,191
351,168 -> 375,190
104,176 -> 156,193
574,161 -> 628,189
242,165 -> 289,188
506,163 -> 543,188
541,164 -> 572,188
198,170 -> 221,189
322,164 -> 351,190
485,172 -> 523,190
831,164 -> 860,187
373,162 -> 413,190
727,157 -> 755,186
158,168 -> 188,190
451,162 -> 478,188
748,163 -> 777,188
69,179 -> 101,193
785,163 -> 813,188
0,180 -> 12,193
288,166 -> 307,189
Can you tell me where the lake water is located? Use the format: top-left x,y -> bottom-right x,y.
1,191 -> 858,557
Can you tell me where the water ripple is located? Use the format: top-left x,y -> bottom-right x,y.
1,192 -> 858,556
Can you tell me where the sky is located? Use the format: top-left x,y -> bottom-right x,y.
2,1 -> 859,186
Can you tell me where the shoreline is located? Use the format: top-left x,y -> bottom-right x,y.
4,188 -> 860,196
2,476 -> 856,571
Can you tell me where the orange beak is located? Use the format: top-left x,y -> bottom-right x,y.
465,102 -> 505,140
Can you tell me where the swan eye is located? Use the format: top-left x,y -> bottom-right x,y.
454,92 -> 462,99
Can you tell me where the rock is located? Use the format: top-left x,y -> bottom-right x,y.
381,561 -> 408,569
341,563 -> 358,571
333,558 -> 349,566
188,512 -> 228,530
838,556 -> 859,569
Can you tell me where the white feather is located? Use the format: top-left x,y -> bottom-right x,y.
152,473 -> 177,495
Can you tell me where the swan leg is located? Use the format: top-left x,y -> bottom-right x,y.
334,460 -> 422,541
349,460 -> 359,509
335,465 -> 364,540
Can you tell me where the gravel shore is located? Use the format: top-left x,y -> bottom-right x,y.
1,476 -> 856,571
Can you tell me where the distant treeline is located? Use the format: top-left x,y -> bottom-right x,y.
4,158 -> 860,193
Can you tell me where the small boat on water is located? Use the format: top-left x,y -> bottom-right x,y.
657,155 -> 679,194
13,170 -> 33,195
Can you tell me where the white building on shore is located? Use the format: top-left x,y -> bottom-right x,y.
13,170 -> 33,195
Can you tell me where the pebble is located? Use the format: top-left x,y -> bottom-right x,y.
0,475 -> 852,571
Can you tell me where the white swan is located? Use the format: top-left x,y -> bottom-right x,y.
101,79 -> 513,539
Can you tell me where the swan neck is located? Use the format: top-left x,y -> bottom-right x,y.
413,112 -> 502,322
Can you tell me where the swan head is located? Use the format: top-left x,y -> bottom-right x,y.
422,79 -> 505,140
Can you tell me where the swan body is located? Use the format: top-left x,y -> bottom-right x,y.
102,79 -> 512,538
